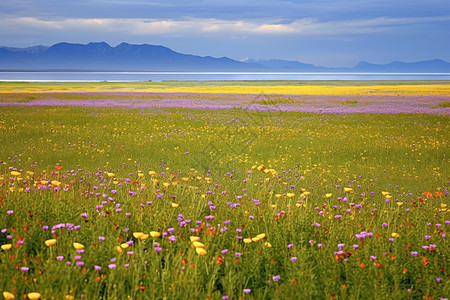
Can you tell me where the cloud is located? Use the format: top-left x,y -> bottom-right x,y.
2,15 -> 449,39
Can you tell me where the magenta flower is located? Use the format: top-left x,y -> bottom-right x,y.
57,256 -> 64,261
243,289 -> 251,294
287,244 -> 293,249
221,249 -> 229,255
155,247 -> 162,253
168,235 -> 177,242
94,265 -> 102,271
272,275 -> 280,282
21,267 -> 29,273
291,257 -> 297,262
76,261 -> 85,267
411,251 -> 418,257
108,264 -> 117,269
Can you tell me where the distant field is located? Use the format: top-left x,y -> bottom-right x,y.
0,82 -> 449,299
1,80 -> 450,95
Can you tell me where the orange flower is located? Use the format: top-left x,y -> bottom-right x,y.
423,192 -> 433,198
216,255 -> 224,265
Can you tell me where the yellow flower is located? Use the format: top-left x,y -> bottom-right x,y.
133,232 -> 144,239
271,204 -> 277,209
2,291 -> 15,299
243,238 -> 253,244
195,247 -> 207,256
148,171 -> 158,176
396,202 -> 403,207
120,243 -> 129,249
303,191 -> 311,196
163,182 -> 170,187
10,171 -> 21,176
1,244 -> 12,251
286,193 -> 295,198
171,203 -> 179,208
189,236 -> 199,242
264,242 -> 272,248
107,173 -> 115,178
140,234 -> 149,240
51,181 -> 61,186
27,293 -> 41,300
344,188 -> 353,193
325,193 -> 333,198
73,242 -> 84,250
181,177 -> 189,182
381,191 -> 390,197
138,173 -> 144,178
115,246 -> 123,254
45,239 -> 57,246
192,241 -> 205,248
150,231 -> 161,238
256,233 -> 266,240
391,233 -> 400,238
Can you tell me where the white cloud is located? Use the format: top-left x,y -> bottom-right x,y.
1,15 -> 449,38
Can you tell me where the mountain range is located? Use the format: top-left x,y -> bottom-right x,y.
1,42 -> 449,72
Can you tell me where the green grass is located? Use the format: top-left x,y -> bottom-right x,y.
0,106 -> 449,299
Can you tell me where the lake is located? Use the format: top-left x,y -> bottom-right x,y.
1,71 -> 450,81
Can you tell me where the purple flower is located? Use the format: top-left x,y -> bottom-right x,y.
94,265 -> 102,271
127,251 -> 134,256
411,251 -> 418,257
21,267 -> 29,272
436,277 -> 442,283
291,257 -> 297,262
338,243 -> 345,250
108,264 -> 116,269
74,255 -> 81,261
287,244 -> 293,249
243,289 -> 251,294
221,249 -> 229,255
382,223 -> 388,228
370,256 -> 377,261
235,252 -> 242,257
99,236 -> 106,242
57,256 -> 64,261
7,210 -> 13,215
168,235 -> 177,242
155,247 -> 162,253
76,261 -> 85,267
425,235 -> 431,240
272,275 -> 280,282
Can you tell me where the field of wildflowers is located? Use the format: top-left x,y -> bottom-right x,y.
0,82 -> 449,299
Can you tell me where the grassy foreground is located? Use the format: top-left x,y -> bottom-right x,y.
0,86 -> 449,299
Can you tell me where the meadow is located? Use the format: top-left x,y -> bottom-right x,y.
0,81 -> 449,299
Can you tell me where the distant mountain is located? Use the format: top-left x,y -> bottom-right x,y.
243,58 -> 450,73
1,42 -> 449,72
0,42 -> 265,71
351,59 -> 450,72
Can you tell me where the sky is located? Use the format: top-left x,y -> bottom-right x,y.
0,0 -> 449,67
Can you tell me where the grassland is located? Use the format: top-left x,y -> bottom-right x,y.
0,81 -> 449,299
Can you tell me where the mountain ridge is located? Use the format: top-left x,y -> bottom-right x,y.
1,42 -> 449,72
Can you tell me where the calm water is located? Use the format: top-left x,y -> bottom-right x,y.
1,71 -> 450,81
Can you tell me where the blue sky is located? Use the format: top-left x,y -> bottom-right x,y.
1,0 -> 449,67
